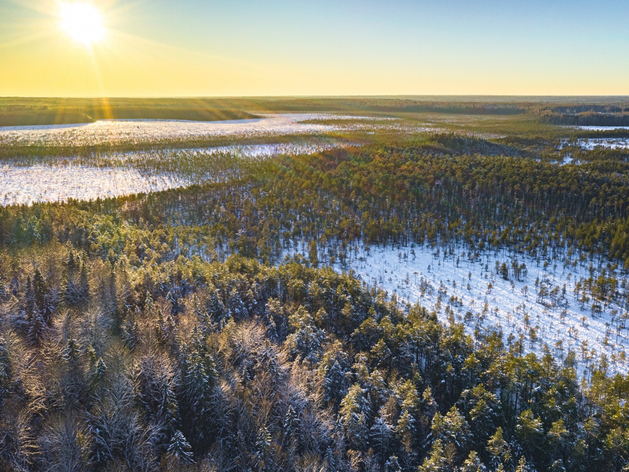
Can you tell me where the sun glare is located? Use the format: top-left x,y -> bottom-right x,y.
59,3 -> 106,46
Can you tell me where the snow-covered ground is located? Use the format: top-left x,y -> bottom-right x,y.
313,243 -> 629,376
560,155 -> 575,165
575,126 -> 629,131
100,142 -> 345,165
0,113 -> 395,148
0,141 -> 344,205
576,138 -> 629,150
0,164 -> 189,206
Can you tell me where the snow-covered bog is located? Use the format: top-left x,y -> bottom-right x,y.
0,142 -> 346,206
575,138 -> 629,150
0,164 -> 189,206
295,242 -> 629,376
0,114 -> 400,148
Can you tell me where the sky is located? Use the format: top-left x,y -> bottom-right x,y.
1,0 -> 628,97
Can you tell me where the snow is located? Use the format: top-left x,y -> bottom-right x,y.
576,138 -> 629,150
0,164 -> 188,206
316,243 -> 629,376
103,142 -> 346,164
0,142 -> 345,206
0,114 -> 397,148
575,126 -> 629,131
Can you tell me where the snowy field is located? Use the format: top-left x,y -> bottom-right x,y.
98,141 -> 344,166
0,112 -> 437,206
0,142 -> 343,205
0,164 -> 189,206
576,126 -> 629,131
310,243 -> 629,376
0,113 -> 400,148
576,138 -> 629,150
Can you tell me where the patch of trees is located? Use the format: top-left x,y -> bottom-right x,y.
540,111 -> 629,127
0,247 -> 628,471
3,140 -> 629,267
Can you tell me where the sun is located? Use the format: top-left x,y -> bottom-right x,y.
59,3 -> 106,46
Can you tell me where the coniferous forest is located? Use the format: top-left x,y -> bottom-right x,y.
2,98 -> 629,471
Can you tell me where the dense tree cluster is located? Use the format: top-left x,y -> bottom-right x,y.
0,247 -> 628,471
2,139 -> 629,265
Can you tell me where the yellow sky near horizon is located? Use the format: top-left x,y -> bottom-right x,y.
1,0 -> 629,97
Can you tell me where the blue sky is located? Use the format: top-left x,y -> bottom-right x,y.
1,0 -> 628,96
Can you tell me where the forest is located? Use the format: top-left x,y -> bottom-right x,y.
1,98 -> 629,471
0,98 -> 255,127
5,96 -> 629,128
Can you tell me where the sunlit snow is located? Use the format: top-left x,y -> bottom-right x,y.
286,243 -> 629,376
0,142 -> 342,205
341,244 -> 629,376
576,138 -> 629,150
0,114 -> 394,148
0,164 -> 187,206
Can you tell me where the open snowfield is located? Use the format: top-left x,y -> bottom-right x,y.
0,141 -> 344,205
0,113 -> 401,148
0,164 -> 190,206
314,243 -> 629,376
576,138 -> 629,150
100,141 -> 344,165
0,112 -> 439,205
576,126 -> 629,131
0,114 -> 328,147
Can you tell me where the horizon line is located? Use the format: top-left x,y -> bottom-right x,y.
3,94 -> 629,100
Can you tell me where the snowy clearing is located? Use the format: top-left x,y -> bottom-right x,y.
312,243 -> 629,376
0,141 -> 344,206
575,126 -> 629,131
0,113 -> 397,148
0,164 -> 188,206
576,138 -> 629,150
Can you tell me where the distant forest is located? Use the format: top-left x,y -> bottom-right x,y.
0,98 -> 256,127
2,96 -> 629,127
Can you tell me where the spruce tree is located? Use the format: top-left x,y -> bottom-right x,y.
166,430 -> 195,466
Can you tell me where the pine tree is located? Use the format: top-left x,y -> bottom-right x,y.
62,338 -> 86,406
180,331 -> 218,454
284,404 -> 300,452
32,269 -> 47,316
309,240 -> 318,267
340,384 -> 371,451
322,358 -> 348,405
324,446 -> 336,472
90,357 -> 108,388
418,439 -> 447,472
24,276 -> 35,321
514,456 -> 531,472
64,258 -> 90,308
27,308 -> 46,346
166,430 -> 195,465
79,263 -> 90,305
206,289 -> 227,327
255,426 -> 273,470
135,355 -> 180,455
459,451 -> 487,472
63,338 -> 81,366
66,251 -> 77,274
370,412 -> 394,462
384,455 -> 401,472
123,319 -> 140,350
0,342 -> 11,410
487,427 -> 511,468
